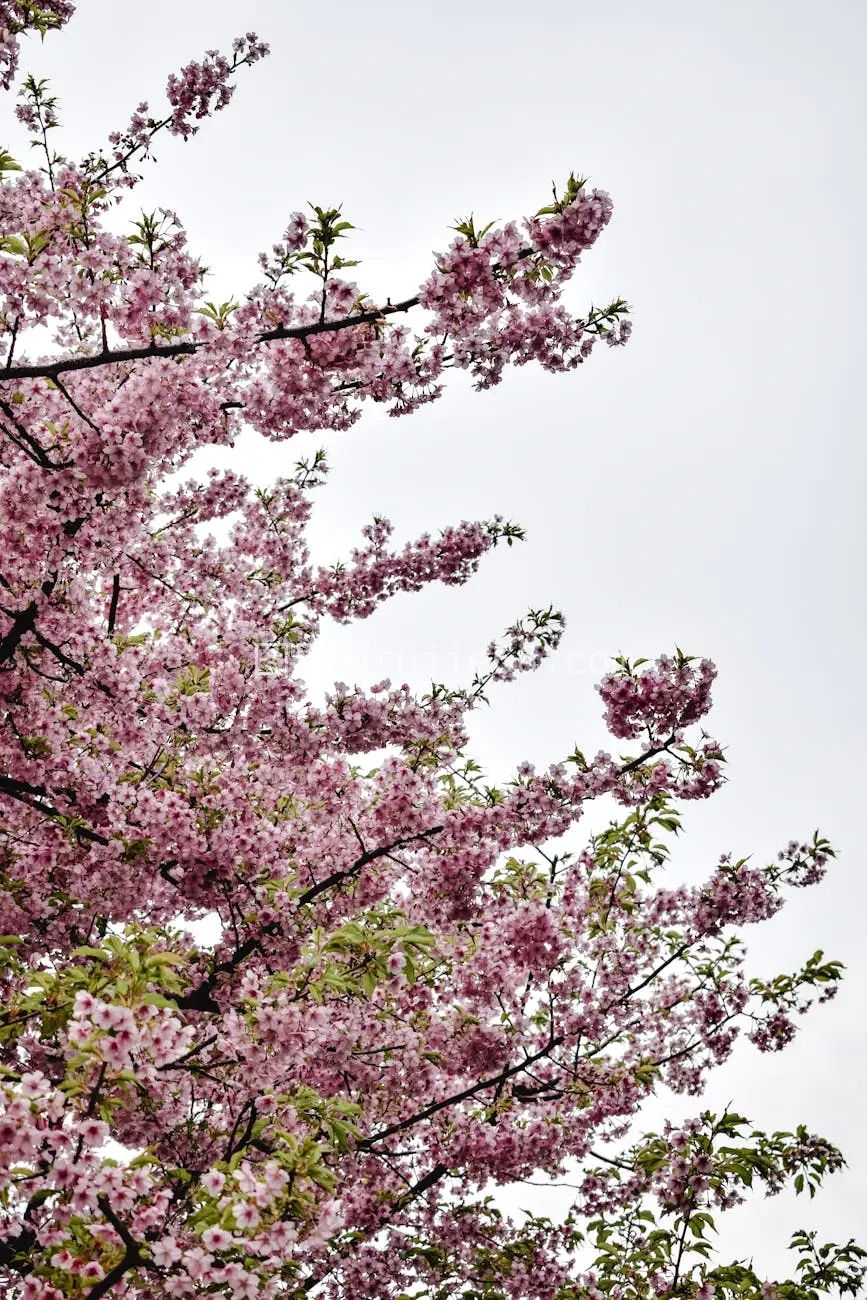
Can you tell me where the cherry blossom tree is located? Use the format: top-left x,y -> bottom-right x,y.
0,10 -> 863,1300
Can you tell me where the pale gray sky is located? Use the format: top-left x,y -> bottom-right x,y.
11,0 -> 866,1276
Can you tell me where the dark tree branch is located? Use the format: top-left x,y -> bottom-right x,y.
0,601 -> 37,663
106,573 -> 121,637
300,1162 -> 450,1295
618,734 -> 677,776
358,1034 -> 565,1150
53,374 -> 102,433
0,295 -> 422,384
223,1098 -> 257,1162
177,826 -> 444,1011
393,1161 -> 449,1211
176,933 -> 264,1012
0,397 -> 72,469
297,824 -> 443,905
155,1033 -> 219,1072
84,1197 -> 151,1300
0,773 -> 110,845
0,244 -> 548,388
0,1225 -> 36,1274
0,596 -> 115,697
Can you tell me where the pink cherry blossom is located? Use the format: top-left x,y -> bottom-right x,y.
201,1169 -> 226,1197
151,1235 -> 183,1268
201,1226 -> 233,1252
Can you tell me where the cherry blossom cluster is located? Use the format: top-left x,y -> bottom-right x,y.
94,36 -> 269,185
596,650 -> 717,741
165,36 -> 269,139
417,196 -> 630,391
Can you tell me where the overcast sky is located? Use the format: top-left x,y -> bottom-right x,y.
10,0 -> 866,1277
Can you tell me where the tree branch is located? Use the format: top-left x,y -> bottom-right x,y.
84,1197 -> 150,1300
0,601 -> 37,663
358,1034 -> 565,1149
0,773 -> 110,845
0,295 -> 422,384
177,826 -> 444,1010
618,734 -> 677,777
106,573 -> 120,637
297,824 -> 443,906
393,1161 -> 449,1211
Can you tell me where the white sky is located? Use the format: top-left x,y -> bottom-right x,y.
9,0 -> 866,1278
